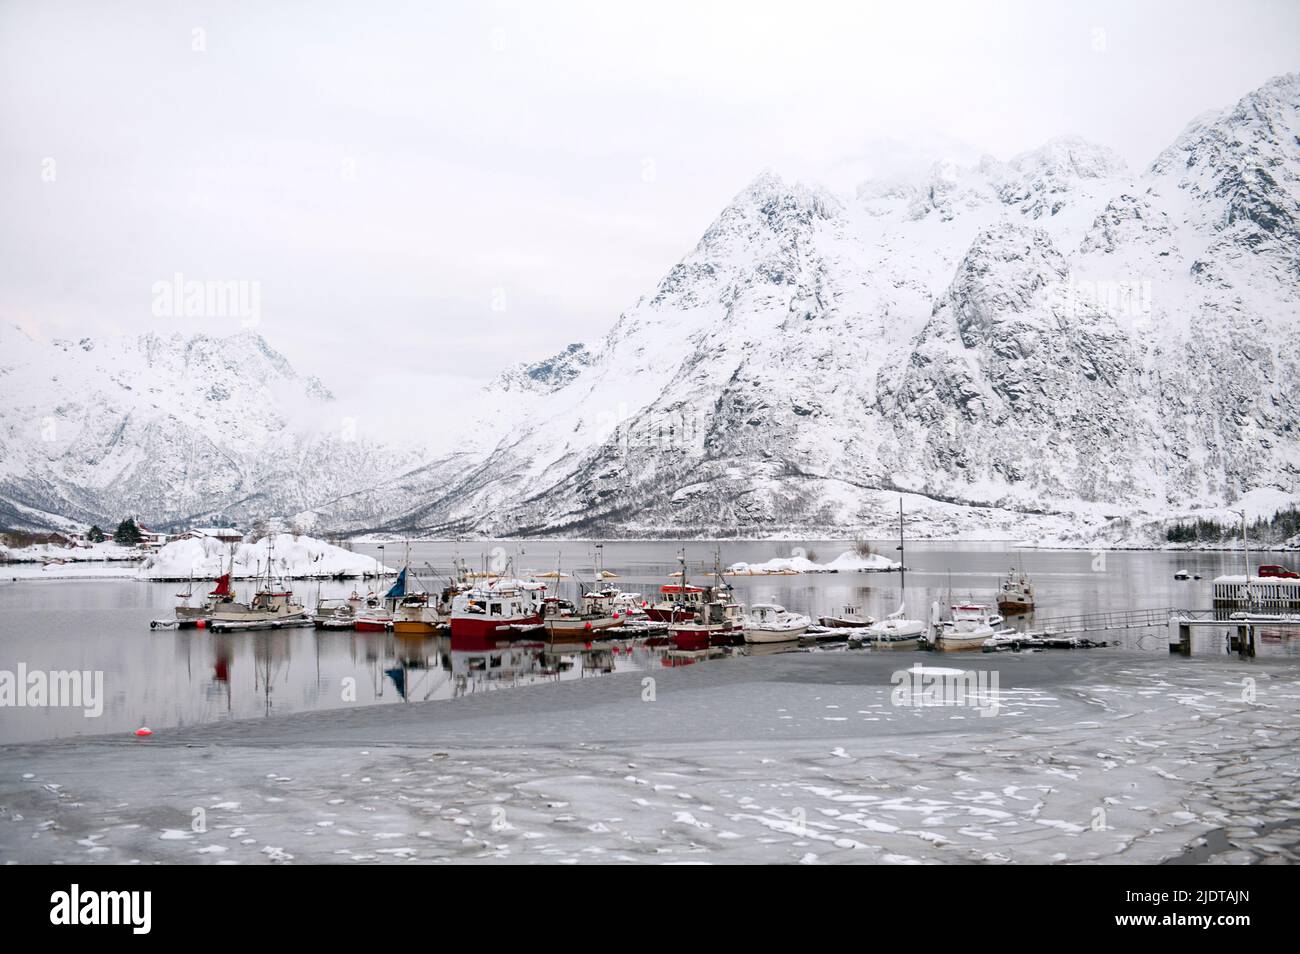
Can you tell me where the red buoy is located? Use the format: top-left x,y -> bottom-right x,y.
196,619 -> 206,629
135,727 -> 153,737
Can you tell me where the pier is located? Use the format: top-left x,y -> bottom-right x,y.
1166,609 -> 1300,657
1015,606 -> 1177,637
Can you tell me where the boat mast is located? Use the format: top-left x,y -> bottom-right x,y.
897,498 -> 906,598
1239,509 -> 1253,608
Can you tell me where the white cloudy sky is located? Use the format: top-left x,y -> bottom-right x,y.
1,0 -> 1296,409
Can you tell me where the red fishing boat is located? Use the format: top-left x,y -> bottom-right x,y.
646,584 -> 707,622
449,579 -> 545,641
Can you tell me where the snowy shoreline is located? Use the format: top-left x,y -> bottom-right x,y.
2,534 -> 395,581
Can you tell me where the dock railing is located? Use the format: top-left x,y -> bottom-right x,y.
1017,606 -> 1177,636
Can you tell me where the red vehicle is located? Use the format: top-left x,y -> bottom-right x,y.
1257,564 -> 1300,579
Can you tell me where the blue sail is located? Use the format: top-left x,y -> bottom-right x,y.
385,568 -> 407,598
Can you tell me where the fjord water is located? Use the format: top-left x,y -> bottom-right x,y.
0,541 -> 1293,744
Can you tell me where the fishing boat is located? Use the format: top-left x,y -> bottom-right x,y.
584,586 -> 646,621
997,567 -> 1036,614
539,596 -> 623,639
646,584 -> 707,622
818,605 -> 875,628
354,591 -> 394,632
449,578 -> 545,642
206,539 -> 307,628
393,593 -> 441,635
935,604 -> 1009,652
150,573 -> 236,629
209,584 -> 307,627
668,598 -> 746,650
744,603 -> 811,643
664,550 -> 746,649
313,590 -> 360,630
387,568 -> 443,636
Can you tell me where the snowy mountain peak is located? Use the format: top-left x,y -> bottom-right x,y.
488,342 -> 593,394
1009,135 -> 1129,182
1147,70 -> 1298,277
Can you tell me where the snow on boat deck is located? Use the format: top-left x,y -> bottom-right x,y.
1,652 -> 1296,864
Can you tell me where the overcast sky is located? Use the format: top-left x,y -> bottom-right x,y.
1,0 -> 1297,409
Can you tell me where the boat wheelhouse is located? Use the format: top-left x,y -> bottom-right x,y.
646,584 -> 706,622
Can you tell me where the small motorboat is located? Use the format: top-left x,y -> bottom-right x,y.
818,605 -> 875,628
313,593 -> 360,630
854,604 -> 927,649
936,604 -> 1010,652
744,603 -> 811,643
1174,569 -> 1191,581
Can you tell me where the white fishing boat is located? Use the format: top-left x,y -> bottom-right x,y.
210,586 -> 307,625
313,591 -> 359,630
588,587 -> 646,620
209,542 -> 307,628
744,603 -> 810,643
539,595 -> 623,639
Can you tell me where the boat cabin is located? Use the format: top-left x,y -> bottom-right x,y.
658,584 -> 704,607
455,588 -> 536,619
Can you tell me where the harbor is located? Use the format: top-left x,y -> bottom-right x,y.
2,538 -> 1297,745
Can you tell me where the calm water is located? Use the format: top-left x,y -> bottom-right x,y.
1,540 -> 1295,743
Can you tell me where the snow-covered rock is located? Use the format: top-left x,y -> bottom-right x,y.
820,550 -> 903,572
136,534 -> 392,581
727,550 -> 900,574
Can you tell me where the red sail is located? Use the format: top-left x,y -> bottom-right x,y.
209,573 -> 232,596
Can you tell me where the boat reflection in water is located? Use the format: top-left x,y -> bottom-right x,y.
355,628 -> 782,701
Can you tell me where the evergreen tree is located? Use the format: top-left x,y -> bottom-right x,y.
113,517 -> 143,545
87,525 -> 106,543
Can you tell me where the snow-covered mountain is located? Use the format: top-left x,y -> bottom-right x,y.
3,74 -> 1297,539
0,326 -> 429,532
